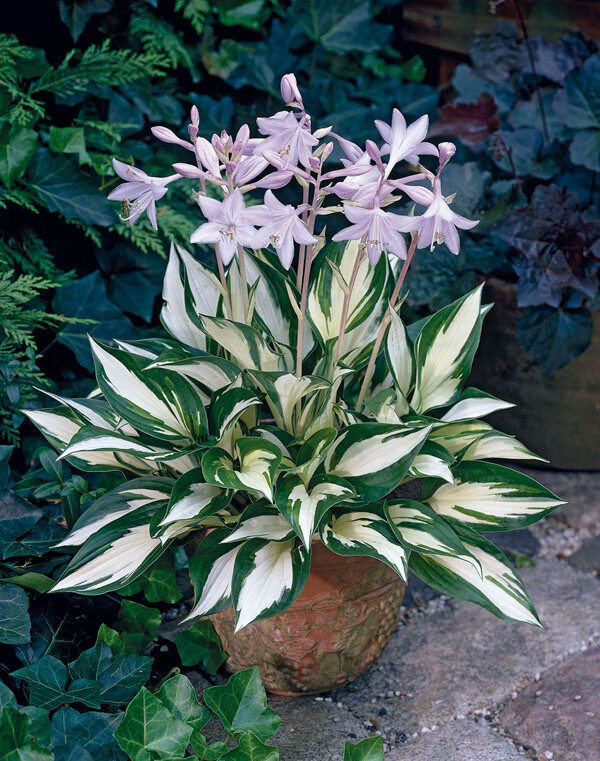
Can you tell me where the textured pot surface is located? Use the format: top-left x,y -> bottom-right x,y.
210,541 -> 405,695
470,279 -> 600,471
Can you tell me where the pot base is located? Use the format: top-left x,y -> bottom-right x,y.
211,543 -> 405,695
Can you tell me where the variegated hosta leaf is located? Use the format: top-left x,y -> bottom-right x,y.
325,422 -> 431,502
115,337 -> 179,360
59,426 -> 169,465
91,339 -> 208,442
52,505 -> 169,595
320,509 -> 408,580
24,406 -> 83,452
423,461 -> 565,531
55,477 -> 173,548
385,499 -> 479,571
411,527 -> 540,625
42,391 -> 120,431
461,431 -> 546,462
429,420 -> 492,456
275,473 -> 354,549
441,388 -> 514,423
221,502 -> 295,544
231,539 -> 310,631
384,307 -> 413,397
307,240 -> 388,353
211,386 -> 261,444
252,425 -> 294,462
195,314 -> 284,372
408,441 -> 455,483
365,387 -> 409,424
155,468 -> 231,532
247,371 -> 329,433
185,529 -> 242,620
291,427 -> 337,482
161,242 -> 220,349
202,437 -> 282,501
411,285 -> 484,413
242,251 -> 302,360
147,348 -> 240,401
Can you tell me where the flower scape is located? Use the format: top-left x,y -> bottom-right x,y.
27,73 -> 565,632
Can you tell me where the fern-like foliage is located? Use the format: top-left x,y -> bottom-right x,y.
31,40 -> 170,97
175,0 -> 210,34
130,8 -> 197,74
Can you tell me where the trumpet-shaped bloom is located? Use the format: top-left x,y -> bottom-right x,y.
333,204 -> 409,265
243,190 -> 316,269
375,110 -> 438,178
107,159 -> 179,229
400,178 -> 479,254
255,111 -> 318,169
190,189 -> 256,265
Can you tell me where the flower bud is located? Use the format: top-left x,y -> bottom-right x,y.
365,139 -> 382,166
438,142 -> 456,170
188,124 -> 199,140
190,105 -> 199,126
232,124 -> 250,158
151,126 -> 193,150
308,156 -> 321,171
280,73 -> 303,107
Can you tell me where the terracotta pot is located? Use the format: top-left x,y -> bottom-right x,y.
470,279 -> 600,470
210,540 -> 406,696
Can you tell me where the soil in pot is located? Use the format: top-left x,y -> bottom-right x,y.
470,279 -> 600,471
210,540 -> 406,696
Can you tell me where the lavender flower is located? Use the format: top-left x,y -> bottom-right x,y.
375,109 -> 438,178
190,189 -> 256,265
255,111 -> 318,169
243,190 -> 316,269
401,178 -> 479,254
107,159 -> 179,229
333,204 -> 409,265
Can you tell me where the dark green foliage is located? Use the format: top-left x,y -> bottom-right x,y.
2,0 -> 426,446
423,23 -> 600,372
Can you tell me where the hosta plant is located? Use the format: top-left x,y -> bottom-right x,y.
27,73 -> 564,633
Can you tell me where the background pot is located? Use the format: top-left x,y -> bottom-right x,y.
470,279 -> 600,470
210,541 -> 406,696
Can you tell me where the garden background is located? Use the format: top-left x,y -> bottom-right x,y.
1,2 -> 599,760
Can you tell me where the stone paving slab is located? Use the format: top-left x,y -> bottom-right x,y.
268,559 -> 600,758
500,647 -> 600,761
522,469 -> 600,532
386,718 -> 525,761
332,560 -> 600,730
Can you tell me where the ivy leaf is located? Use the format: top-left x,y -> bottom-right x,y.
49,127 -> 90,166
0,489 -> 42,558
50,707 -> 124,761
120,552 -> 182,604
113,687 -> 193,761
58,0 -> 114,41
115,600 -> 161,654
52,271 -> 138,372
516,306 -> 594,373
220,731 -> 279,760
0,123 -> 37,188
344,736 -> 384,761
28,149 -> 114,226
0,584 -> 31,645
11,655 -> 101,710
175,621 -> 227,675
0,706 -> 53,761
157,674 -> 210,754
291,0 -> 391,53
203,667 -> 281,742
68,641 -> 153,706
96,245 -> 165,324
